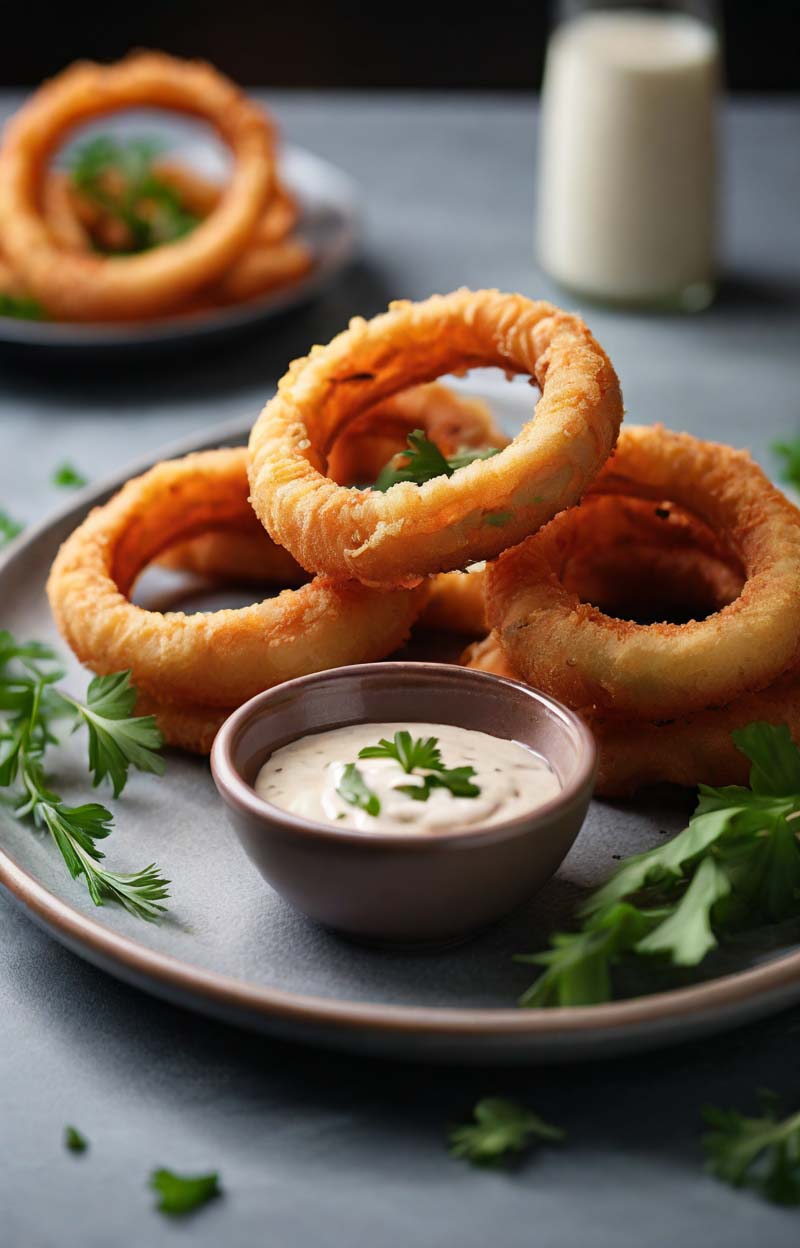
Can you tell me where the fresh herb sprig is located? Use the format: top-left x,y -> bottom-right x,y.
449,1098 -> 564,1167
517,722 -> 800,1007
0,292 -> 44,321
0,510 -> 23,549
336,762 -> 381,817
69,135 -> 200,254
150,1168 -> 221,1216
703,1091 -> 800,1205
359,730 -> 480,801
0,631 -> 168,919
773,437 -> 800,492
64,1125 -> 88,1154
52,462 -> 88,489
373,430 -> 500,492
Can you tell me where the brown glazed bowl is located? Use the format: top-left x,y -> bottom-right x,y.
211,662 -> 596,946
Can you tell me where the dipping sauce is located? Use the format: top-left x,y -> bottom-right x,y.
537,9 -> 720,309
254,722 -> 561,832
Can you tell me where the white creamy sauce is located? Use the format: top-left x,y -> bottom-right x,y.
537,10 -> 719,306
254,722 -> 561,833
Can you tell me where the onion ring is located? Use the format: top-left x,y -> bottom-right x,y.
134,692 -> 229,755
463,635 -> 800,796
487,425 -> 800,718
0,52 -> 276,320
46,447 -> 426,709
247,288 -> 623,586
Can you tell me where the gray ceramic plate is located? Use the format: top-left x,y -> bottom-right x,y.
0,144 -> 358,361
2,379 -> 800,1064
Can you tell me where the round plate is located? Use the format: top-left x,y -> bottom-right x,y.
0,145 -> 359,361
2,378 -> 800,1063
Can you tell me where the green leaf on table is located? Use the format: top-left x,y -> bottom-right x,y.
0,511 -> 23,548
449,1098 -> 564,1166
150,1167 -> 221,1216
703,1092 -> 800,1205
52,462 -> 88,489
64,1125 -> 88,1154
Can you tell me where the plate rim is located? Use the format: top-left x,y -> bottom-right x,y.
0,143 -> 360,348
2,401 -> 800,1048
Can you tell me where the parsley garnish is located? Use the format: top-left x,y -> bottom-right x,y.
150,1168 -> 221,1216
0,631 -> 169,919
358,730 -> 480,802
703,1091 -> 800,1204
69,135 -> 200,254
336,762 -> 381,817
373,430 -> 500,491
449,1098 -> 564,1166
517,722 -> 800,1007
483,511 -> 513,527
360,730 -> 442,773
0,510 -> 23,549
64,1125 -> 88,1154
0,293 -> 44,320
773,438 -> 800,492
52,462 -> 88,489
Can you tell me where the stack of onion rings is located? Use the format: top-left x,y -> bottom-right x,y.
466,425 -> 800,794
0,52 -> 312,321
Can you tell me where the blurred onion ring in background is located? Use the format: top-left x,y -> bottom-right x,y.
0,52 -> 276,320
247,288 -> 623,587
487,425 -> 800,719
46,448 -> 427,716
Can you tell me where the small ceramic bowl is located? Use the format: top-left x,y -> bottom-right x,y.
211,662 -> 596,946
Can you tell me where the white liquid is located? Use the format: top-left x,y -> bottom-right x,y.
537,10 -> 720,306
255,722 -> 561,833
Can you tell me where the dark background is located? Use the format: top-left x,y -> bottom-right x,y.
1,1 -> 798,90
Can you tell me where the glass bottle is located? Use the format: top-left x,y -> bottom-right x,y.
537,0 -> 722,311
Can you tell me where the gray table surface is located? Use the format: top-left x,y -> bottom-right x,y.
1,91 -> 799,1247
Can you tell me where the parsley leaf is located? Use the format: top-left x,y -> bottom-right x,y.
0,511 -> 23,549
703,1092 -> 800,1205
359,730 -> 442,773
69,135 -> 200,255
373,430 -> 500,491
517,722 -> 800,1007
0,632 -> 169,920
395,767 -> 480,802
57,670 -> 165,798
336,763 -> 380,817
64,1125 -> 88,1154
357,730 -> 481,803
150,1168 -> 221,1216
449,1098 -> 564,1166
483,511 -> 513,527
52,462 -> 88,489
0,292 -> 44,320
773,438 -> 800,493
